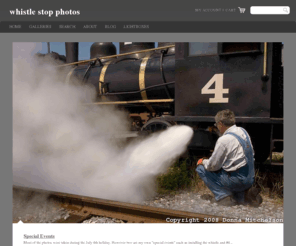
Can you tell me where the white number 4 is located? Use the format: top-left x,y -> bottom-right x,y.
201,73 -> 229,103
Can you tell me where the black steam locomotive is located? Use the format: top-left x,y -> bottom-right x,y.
60,42 -> 283,163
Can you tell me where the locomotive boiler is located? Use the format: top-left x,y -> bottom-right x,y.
61,42 -> 283,163
64,42 -> 175,114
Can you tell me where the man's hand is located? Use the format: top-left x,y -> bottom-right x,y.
197,158 -> 204,166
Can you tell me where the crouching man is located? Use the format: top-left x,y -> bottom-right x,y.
196,109 -> 262,206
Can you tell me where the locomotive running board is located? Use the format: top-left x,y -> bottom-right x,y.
84,99 -> 174,105
161,116 -> 283,124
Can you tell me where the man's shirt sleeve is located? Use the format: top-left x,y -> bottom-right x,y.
202,140 -> 228,171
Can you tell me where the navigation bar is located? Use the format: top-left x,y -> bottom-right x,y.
1,21 -> 296,33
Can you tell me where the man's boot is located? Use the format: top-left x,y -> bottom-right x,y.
244,187 -> 263,207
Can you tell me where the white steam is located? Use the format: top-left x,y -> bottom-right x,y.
13,43 -> 193,203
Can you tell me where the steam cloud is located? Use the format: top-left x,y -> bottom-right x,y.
13,43 -> 193,203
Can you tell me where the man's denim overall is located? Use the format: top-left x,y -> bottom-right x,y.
196,128 -> 255,203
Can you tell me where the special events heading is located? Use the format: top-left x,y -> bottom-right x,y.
9,8 -> 80,17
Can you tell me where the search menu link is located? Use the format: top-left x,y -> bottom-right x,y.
250,6 -> 290,15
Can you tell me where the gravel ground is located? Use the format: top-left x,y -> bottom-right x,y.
82,189 -> 283,223
13,192 -> 71,223
82,217 -> 125,223
142,190 -> 284,222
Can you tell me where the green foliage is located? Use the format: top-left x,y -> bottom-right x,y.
254,169 -> 284,199
156,158 -> 194,192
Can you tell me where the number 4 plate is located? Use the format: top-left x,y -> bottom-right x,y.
201,74 -> 229,103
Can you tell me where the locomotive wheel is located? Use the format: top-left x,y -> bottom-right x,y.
141,119 -> 173,134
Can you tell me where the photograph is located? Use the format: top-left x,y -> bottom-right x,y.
12,42 -> 284,224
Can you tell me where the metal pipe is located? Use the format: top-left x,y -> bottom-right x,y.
263,42 -> 268,76
58,45 -> 175,67
65,42 -> 79,64
261,42 -> 269,82
160,50 -> 172,99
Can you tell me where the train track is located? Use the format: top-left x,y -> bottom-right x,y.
13,186 -> 238,223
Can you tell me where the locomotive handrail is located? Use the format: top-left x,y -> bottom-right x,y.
56,45 -> 175,67
102,81 -> 175,96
